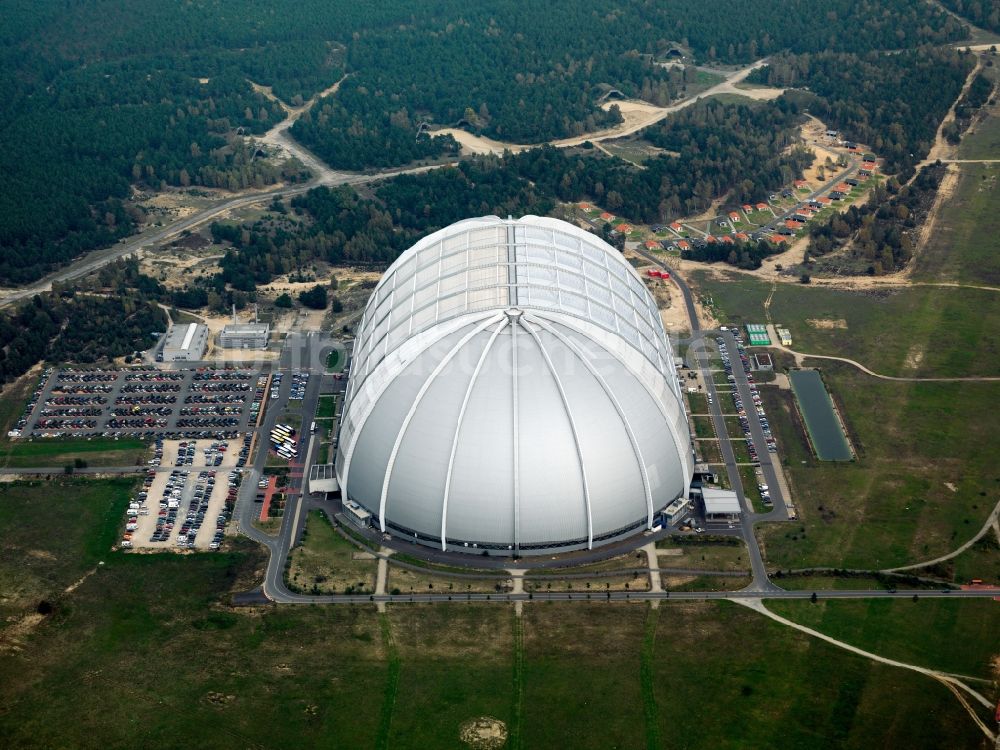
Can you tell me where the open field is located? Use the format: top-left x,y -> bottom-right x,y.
648,601 -> 987,749
655,537 -> 751,572
286,510 -> 376,594
0,437 -> 148,468
759,364 -> 1000,569
315,394 -> 336,420
0,473 -> 988,749
0,478 -> 133,622
914,162 -> 1000,285
769,598 -> 1000,681
691,270 -> 1000,378
698,253 -> 999,573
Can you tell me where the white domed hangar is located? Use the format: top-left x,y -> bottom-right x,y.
335,216 -> 692,555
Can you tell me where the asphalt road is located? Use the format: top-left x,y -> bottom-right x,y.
0,164 -> 447,310
242,586 -> 998,606
719,329 -> 790,522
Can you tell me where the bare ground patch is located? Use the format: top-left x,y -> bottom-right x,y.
807,318 -> 848,330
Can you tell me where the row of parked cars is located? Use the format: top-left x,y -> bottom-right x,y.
289,371 -> 309,399
192,370 -> 253,381
190,381 -> 251,393
175,471 -> 223,549
54,369 -> 117,383
717,336 -> 777,507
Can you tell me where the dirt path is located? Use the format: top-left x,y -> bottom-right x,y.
769,339 -> 1000,382
737,598 -> 997,741
883,497 -> 1000,573
250,76 -> 350,184
434,59 -> 772,155
917,57 -> 984,171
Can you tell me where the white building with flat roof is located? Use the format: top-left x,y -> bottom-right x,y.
162,323 -> 208,361
701,487 -> 741,523
220,322 -> 270,349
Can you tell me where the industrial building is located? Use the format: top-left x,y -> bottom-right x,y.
161,323 -> 208,362
335,216 -> 693,556
220,322 -> 270,349
700,487 -> 741,524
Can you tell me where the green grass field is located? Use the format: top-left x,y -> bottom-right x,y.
0,437 -> 148,468
690,271 -> 1000,568
0,477 -> 134,620
759,365 -> 1000,569
315,394 -> 337,420
0,477 -> 992,748
768,598 -> 1000,680
690,270 -> 1000,377
914,163 -> 1000,286
286,510 -> 377,594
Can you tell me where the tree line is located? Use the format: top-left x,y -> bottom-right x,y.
0,290 -> 166,384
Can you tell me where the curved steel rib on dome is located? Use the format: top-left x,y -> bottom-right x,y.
335,215 -> 692,556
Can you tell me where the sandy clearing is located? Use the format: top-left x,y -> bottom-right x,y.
433,59 -> 771,155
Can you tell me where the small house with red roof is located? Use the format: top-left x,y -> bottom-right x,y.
644,240 -> 660,250
742,204 -> 753,213
728,211 -> 740,222
756,202 -> 769,211
669,221 -> 682,231
677,240 -> 690,250
600,212 -> 615,221
770,234 -> 789,244
615,223 -> 632,233
721,235 -> 735,244
734,232 -> 749,242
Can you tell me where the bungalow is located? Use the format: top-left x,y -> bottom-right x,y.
816,196 -> 832,205
844,178 -> 860,187
669,221 -> 683,231
579,203 -> 593,211
677,240 -> 690,250
793,179 -> 808,189
615,223 -> 633,233
734,232 -> 749,242
705,235 -> 717,243
858,168 -> 872,178
721,235 -> 735,244
781,188 -> 794,198
784,219 -> 801,230
600,212 -> 615,221
834,183 -> 851,193
728,211 -> 741,222
644,240 -> 660,250
770,234 -> 789,244
808,200 -> 823,210
791,213 -> 810,223
742,204 -> 753,213
829,191 -> 845,201
755,202 -> 769,211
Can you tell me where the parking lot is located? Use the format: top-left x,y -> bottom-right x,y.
13,367 -> 267,439
124,438 -> 244,550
